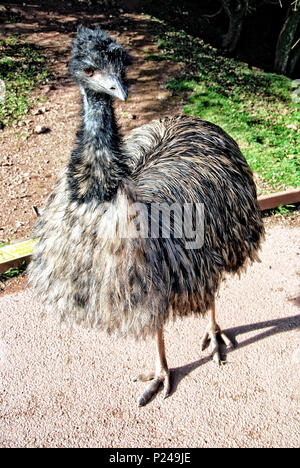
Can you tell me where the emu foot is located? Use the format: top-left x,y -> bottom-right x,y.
133,370 -> 171,407
201,323 -> 233,365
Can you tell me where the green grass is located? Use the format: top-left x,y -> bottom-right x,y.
0,35 -> 49,127
147,20 -> 300,192
262,203 -> 300,219
0,260 -> 27,283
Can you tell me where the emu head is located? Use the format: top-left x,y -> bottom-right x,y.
69,25 -> 131,101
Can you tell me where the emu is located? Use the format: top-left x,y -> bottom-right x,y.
29,26 -> 265,406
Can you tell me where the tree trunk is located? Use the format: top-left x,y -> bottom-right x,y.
221,0 -> 249,52
288,39 -> 300,75
274,2 -> 300,75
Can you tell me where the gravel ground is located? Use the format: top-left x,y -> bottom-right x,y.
0,224 -> 299,448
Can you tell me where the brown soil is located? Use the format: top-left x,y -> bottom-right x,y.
0,3 -> 299,297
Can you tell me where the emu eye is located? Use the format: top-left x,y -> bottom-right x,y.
84,68 -> 94,76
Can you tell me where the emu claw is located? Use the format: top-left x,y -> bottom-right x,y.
201,324 -> 233,365
134,371 -> 171,407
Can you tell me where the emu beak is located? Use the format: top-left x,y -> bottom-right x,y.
93,72 -> 127,101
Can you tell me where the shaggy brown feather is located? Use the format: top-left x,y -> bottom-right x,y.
29,115 -> 264,339
28,26 -> 264,341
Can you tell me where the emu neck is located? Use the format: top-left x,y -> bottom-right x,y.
68,88 -> 128,203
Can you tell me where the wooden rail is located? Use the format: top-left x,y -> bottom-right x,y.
258,188 -> 300,211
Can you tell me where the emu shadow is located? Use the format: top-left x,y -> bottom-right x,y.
169,313 -> 300,397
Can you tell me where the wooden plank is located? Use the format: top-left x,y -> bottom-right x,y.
0,239 -> 38,275
258,188 -> 300,211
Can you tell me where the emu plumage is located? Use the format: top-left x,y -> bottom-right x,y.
29,26 -> 264,405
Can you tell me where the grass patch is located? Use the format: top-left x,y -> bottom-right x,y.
262,203 -> 300,219
0,260 -> 27,291
147,20 -> 300,192
0,260 -> 27,282
0,35 -> 49,127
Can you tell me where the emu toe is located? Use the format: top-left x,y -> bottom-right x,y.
201,323 -> 233,365
134,371 -> 171,407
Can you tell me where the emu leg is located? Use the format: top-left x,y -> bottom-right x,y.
201,300 -> 233,365
133,328 -> 170,407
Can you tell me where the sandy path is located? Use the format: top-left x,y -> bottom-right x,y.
0,224 -> 299,448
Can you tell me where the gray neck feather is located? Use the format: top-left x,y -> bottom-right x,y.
68,88 -> 129,203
